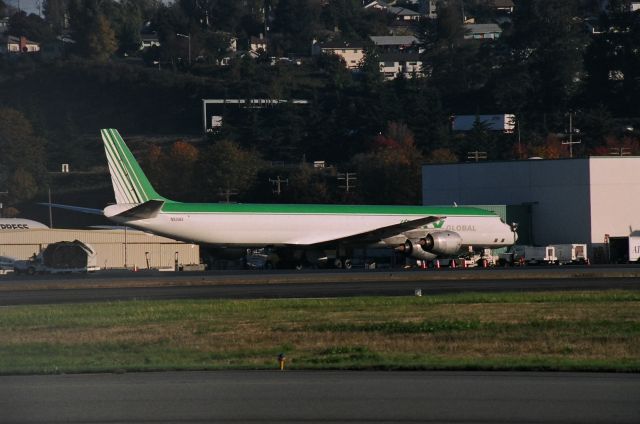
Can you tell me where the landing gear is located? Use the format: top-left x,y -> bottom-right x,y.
333,258 -> 353,269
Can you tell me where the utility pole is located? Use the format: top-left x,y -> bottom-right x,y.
563,112 -> 581,158
467,151 -> 487,162
48,186 -> 53,228
337,172 -> 357,193
176,33 -> 191,65
269,176 -> 288,195
0,190 -> 7,218
218,187 -> 238,203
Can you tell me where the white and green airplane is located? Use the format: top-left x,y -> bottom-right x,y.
94,129 -> 517,268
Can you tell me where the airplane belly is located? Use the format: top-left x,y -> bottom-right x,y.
144,213 -> 407,246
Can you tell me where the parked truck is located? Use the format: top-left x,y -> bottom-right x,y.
500,245 -> 557,265
13,240 -> 99,275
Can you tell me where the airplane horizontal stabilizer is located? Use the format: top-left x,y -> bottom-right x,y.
38,203 -> 105,215
114,200 -> 165,220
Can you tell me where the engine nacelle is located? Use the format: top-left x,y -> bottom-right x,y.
400,231 -> 463,260
401,240 -> 438,261
422,231 -> 463,256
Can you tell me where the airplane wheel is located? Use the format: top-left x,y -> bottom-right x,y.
344,259 -> 353,270
295,263 -> 303,271
334,258 -> 343,269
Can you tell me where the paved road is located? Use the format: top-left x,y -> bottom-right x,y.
1,371 -> 638,423
1,277 -> 640,305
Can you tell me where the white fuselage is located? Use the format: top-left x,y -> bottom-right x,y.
105,207 -> 516,251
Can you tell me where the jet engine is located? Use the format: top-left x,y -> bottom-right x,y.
400,231 -> 463,260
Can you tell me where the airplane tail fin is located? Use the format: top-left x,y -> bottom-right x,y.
100,129 -> 166,204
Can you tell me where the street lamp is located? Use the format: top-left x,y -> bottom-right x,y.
176,33 -> 191,65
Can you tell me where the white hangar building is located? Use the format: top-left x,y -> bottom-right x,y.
422,157 -> 640,261
0,226 -> 200,270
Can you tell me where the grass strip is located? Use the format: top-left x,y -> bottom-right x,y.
0,290 -> 639,374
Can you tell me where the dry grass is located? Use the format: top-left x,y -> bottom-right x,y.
0,291 -> 639,373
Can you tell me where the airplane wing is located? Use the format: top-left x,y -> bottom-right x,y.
308,215 -> 443,246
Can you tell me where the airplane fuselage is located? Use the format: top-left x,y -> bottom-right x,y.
105,204 -> 516,250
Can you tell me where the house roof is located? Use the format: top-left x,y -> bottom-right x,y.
319,39 -> 365,49
364,0 -> 390,9
369,35 -> 419,46
389,6 -> 421,16
465,23 -> 502,33
5,35 -> 39,45
250,36 -> 267,44
487,0 -> 514,8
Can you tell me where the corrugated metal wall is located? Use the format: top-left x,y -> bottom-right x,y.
0,229 -> 200,269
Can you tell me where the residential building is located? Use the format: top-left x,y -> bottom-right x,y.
140,32 -> 160,50
463,23 -> 502,40
250,34 -> 268,53
312,39 -> 365,69
363,0 -> 390,10
369,35 -> 421,52
389,6 -> 422,21
486,0 -> 515,14
379,52 -> 423,80
1,35 -> 40,54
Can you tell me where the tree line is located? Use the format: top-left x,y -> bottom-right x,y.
1,0 -> 640,213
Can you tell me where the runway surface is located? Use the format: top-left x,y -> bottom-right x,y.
1,371 -> 638,423
1,268 -> 640,305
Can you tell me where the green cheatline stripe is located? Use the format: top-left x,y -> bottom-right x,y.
160,202 -> 496,216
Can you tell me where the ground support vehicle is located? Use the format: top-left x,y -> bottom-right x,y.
13,240 -> 100,275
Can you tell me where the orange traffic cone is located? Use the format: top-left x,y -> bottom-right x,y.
435,259 -> 441,269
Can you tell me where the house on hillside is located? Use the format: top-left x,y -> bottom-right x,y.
363,0 -> 390,11
140,32 -> 160,50
486,0 -> 515,14
369,35 -> 421,53
379,52 -> 423,80
312,39 -> 365,69
250,34 -> 268,53
1,35 -> 40,54
463,23 -> 502,40
389,6 -> 422,21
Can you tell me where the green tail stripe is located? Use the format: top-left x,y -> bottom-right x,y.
102,129 -> 166,203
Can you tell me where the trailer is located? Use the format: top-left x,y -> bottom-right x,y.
551,244 -> 588,265
501,245 -> 557,265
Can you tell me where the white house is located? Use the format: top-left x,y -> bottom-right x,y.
312,39 -> 365,69
250,34 -> 268,53
379,52 -> 423,80
464,23 -> 502,40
